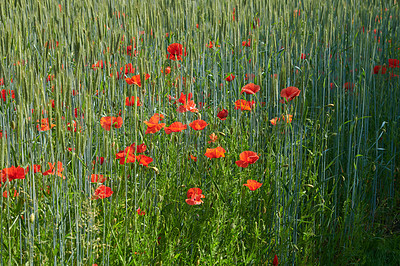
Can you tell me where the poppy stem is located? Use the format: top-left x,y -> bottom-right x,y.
212,179 -> 226,203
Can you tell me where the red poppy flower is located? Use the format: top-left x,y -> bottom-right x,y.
73,108 -> 84,119
185,187 -> 205,205
197,102 -> 206,109
388,59 -> 399,68
46,74 -> 55,82
270,117 -> 279,126
92,156 -> 105,165
70,88 -> 79,97
125,74 -> 150,87
253,17 -> 260,28
208,133 -> 218,143
280,86 -> 301,103
67,120 -> 78,132
204,147 -> 226,158
1,166 -> 27,182
45,40 -> 59,49
161,66 -> 171,75
42,161 -> 64,179
217,109 -> 228,120
189,154 -> 197,162
0,89 -> 6,102
207,41 -> 220,49
144,113 -> 165,134
102,47 -> 111,54
177,92 -> 198,113
273,254 -> 279,266
92,60 -> 109,70
115,143 -> 147,164
189,119 -> 208,131
135,155 -> 153,167
125,96 -> 142,106
343,82 -> 355,92
282,114 -> 293,123
32,164 -> 41,173
167,95 -> 177,103
90,174 -> 107,183
116,150 -> 136,165
137,208 -> 146,215
241,83 -> 260,95
126,45 -> 133,56
167,43 -> 186,61
225,74 -> 235,82
300,53 -> 306,59
164,122 -> 187,134
100,116 -> 123,131
234,99 -> 255,111
126,45 -> 138,57
242,39 -> 251,47
270,114 -> 293,125
49,99 -> 55,108
235,151 -> 259,168
373,65 -> 387,74
114,63 -> 135,79
92,185 -> 113,200
2,189 -> 19,198
243,179 -> 262,191
37,118 -> 56,131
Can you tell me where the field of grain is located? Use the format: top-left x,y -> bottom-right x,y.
0,0 -> 399,264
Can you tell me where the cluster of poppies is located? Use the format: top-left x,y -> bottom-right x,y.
1,161 -> 112,200
1,42 -> 303,204
37,118 -> 56,131
115,143 -> 152,166
1,87 -> 14,102
94,44 -> 298,203
373,58 -> 400,78
0,163 -> 64,198
91,47 -> 270,204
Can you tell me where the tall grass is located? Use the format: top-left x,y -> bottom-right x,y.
0,0 -> 399,264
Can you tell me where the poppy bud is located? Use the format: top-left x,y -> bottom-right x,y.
11,121 -> 16,130
30,213 -> 35,223
273,254 -> 279,266
149,166 -> 159,174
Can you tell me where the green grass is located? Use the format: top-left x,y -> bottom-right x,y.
0,0 -> 399,264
